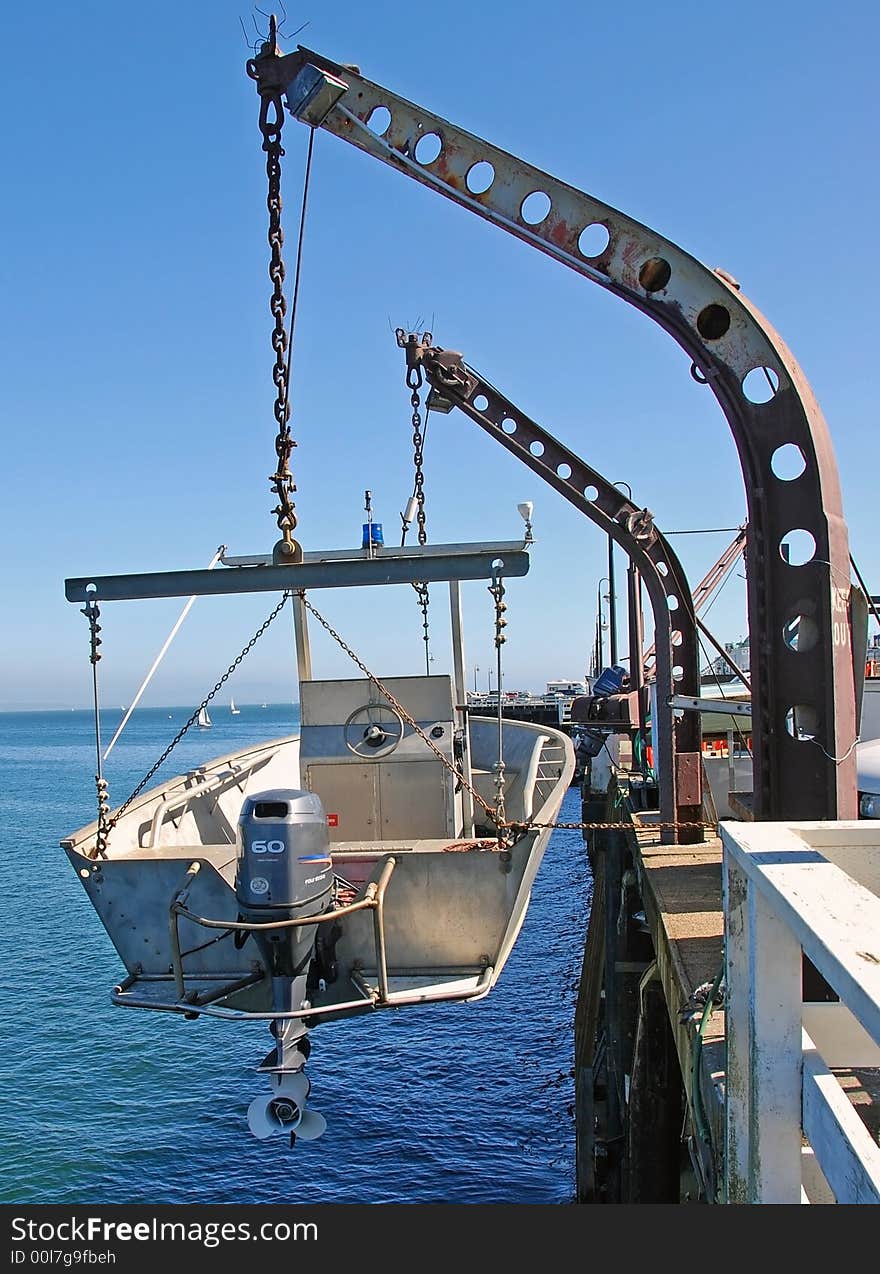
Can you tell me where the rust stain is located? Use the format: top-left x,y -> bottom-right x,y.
549,219 -> 572,248
443,839 -> 500,853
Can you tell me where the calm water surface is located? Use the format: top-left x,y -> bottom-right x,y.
0,706 -> 591,1205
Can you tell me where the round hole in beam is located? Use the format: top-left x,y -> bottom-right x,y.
367,106 -> 391,136
556,462 -> 572,479
742,365 -> 780,404
466,161 -> 495,194
779,529 -> 816,566
578,223 -> 610,258
785,705 -> 818,741
667,593 -> 679,611
472,394 -> 489,412
639,257 -> 671,292
696,303 -> 731,340
529,440 -> 544,457
771,443 -> 806,481
783,613 -> 819,653
672,664 -> 684,682
671,630 -> 683,647
414,132 -> 442,164
584,485 -> 598,502
521,191 -> 551,225
501,417 -> 517,434
655,561 -> 668,576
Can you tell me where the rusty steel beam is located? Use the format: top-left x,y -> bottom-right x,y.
250,39 -> 858,819
405,337 -> 703,845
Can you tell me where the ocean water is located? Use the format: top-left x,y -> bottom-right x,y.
0,706 -> 591,1205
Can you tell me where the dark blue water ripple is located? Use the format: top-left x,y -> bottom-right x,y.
0,707 -> 591,1204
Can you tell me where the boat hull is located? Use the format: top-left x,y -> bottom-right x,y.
61,723 -> 574,1021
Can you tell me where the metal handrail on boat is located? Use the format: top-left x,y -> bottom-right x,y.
166,855 -> 399,1009
519,733 -> 550,823
146,762 -> 249,847
113,965 -> 496,1022
140,737 -> 299,849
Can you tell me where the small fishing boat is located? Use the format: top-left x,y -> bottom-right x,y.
57,26 -> 573,1152
61,540 -> 574,1145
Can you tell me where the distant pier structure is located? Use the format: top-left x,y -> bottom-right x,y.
467,681 -> 586,732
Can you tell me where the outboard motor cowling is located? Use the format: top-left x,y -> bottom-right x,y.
235,789 -> 333,1145
236,788 -> 333,915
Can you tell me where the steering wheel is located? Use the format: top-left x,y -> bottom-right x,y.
343,703 -> 406,759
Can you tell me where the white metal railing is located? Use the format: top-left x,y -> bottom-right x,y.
720,819 -> 880,1203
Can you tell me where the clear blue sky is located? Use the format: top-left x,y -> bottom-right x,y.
1,1 -> 876,709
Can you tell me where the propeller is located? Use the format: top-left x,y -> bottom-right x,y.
247,1070 -> 327,1142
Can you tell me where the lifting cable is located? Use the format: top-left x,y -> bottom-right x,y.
103,546 -> 227,760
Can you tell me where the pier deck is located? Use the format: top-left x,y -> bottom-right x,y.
576,790 -> 880,1203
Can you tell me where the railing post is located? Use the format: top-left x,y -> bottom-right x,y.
722,854 -> 750,1203
747,884 -> 803,1201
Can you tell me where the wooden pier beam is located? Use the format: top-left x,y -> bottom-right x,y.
625,969 -> 684,1201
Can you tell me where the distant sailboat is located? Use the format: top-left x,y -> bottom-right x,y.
230,698 -> 240,715
197,705 -> 212,728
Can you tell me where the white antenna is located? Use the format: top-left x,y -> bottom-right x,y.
103,545 -> 226,759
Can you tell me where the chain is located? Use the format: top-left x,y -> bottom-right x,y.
296,591 -> 509,835
410,374 -> 428,549
81,596 -> 113,858
258,89 -> 298,553
407,350 -> 431,672
490,574 -> 507,647
488,570 -> 508,823
97,593 -> 294,848
507,819 -> 718,833
293,595 -> 719,841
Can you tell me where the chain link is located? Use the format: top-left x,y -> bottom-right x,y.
411,384 -> 428,548
509,819 -> 718,833
406,354 -> 431,669
294,595 -> 719,841
488,571 -> 507,822
296,592 -> 508,832
81,596 -> 113,858
489,574 -> 507,648
299,601 -> 718,840
258,91 -> 297,550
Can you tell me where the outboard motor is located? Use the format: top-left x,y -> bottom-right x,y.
235,789 -> 334,1144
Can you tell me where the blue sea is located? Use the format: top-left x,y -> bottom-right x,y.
0,706 -> 591,1205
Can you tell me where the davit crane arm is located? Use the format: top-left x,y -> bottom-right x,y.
248,20 -> 858,820
396,331 -> 705,843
